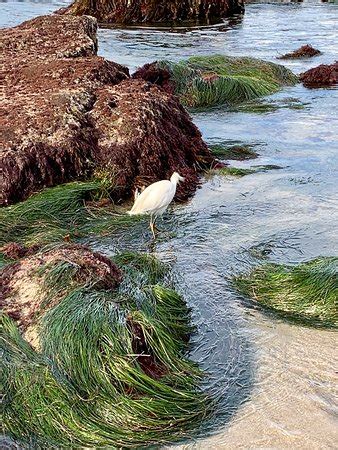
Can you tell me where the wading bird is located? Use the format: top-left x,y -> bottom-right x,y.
129,172 -> 185,238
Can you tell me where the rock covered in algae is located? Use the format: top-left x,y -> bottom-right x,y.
133,55 -> 299,108
61,0 -> 245,24
277,44 -> 321,60
0,244 -> 122,348
300,61 -> 338,87
1,245 -> 209,447
234,257 -> 338,328
1,15 -> 214,206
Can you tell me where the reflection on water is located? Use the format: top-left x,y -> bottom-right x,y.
1,0 -> 338,448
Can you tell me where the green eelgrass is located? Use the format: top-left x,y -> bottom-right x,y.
209,144 -> 259,160
158,55 -> 298,108
234,257 -> 338,328
1,250 -> 210,448
210,164 -> 283,178
0,180 -> 139,248
213,167 -> 256,177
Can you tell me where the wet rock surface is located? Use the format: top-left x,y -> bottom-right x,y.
278,44 -> 321,60
300,61 -> 338,87
62,0 -> 245,24
1,15 -> 213,206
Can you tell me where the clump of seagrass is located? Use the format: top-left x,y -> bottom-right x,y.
209,143 -> 259,160
211,167 -> 255,177
1,244 -> 122,348
133,55 -> 298,108
0,180 -> 140,249
234,257 -> 338,328
209,164 -> 283,178
1,246 -> 210,447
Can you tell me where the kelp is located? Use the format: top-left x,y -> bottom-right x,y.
1,250 -> 210,448
0,180 -> 139,248
157,55 -> 298,108
234,257 -> 338,328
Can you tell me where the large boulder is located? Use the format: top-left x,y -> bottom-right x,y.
1,15 -> 213,206
62,0 -> 245,24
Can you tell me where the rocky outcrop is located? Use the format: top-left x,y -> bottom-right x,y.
1,15 -> 214,206
62,0 -> 245,24
277,45 -> 321,60
300,61 -> 338,87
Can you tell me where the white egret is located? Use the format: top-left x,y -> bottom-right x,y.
128,172 -> 185,238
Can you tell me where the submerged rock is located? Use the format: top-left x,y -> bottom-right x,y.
61,0 -> 245,24
1,15 -> 213,206
133,55 -> 298,108
278,44 -> 321,59
300,61 -> 338,87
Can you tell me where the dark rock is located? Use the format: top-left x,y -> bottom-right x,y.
1,15 -> 214,206
61,0 -> 245,24
300,61 -> 338,87
278,45 -> 321,59
90,79 -> 213,200
133,62 -> 175,94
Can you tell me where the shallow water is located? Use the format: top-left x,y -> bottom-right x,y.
2,1 -> 338,448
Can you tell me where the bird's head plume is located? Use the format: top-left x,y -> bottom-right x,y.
170,172 -> 185,184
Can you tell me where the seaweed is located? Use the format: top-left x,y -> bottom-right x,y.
0,180 -> 139,249
155,55 -> 298,108
209,143 -> 259,160
234,257 -> 338,328
1,249 -> 211,448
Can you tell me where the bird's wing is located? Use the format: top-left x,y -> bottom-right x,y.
130,180 -> 175,214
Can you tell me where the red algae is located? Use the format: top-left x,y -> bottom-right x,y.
278,45 -> 321,60
300,61 -> 338,87
1,15 -> 214,206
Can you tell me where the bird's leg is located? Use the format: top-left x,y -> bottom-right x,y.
150,215 -> 156,239
153,217 -> 163,233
